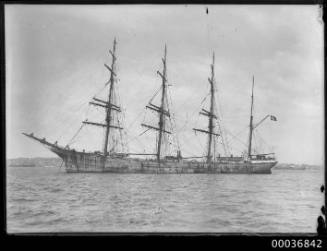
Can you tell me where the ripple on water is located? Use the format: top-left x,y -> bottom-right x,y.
6,166 -> 323,232
11,197 -> 37,203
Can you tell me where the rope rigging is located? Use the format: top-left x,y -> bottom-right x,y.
167,86 -> 181,153
214,81 -> 231,150
148,85 -> 162,104
253,128 -> 270,153
56,80 -> 110,146
67,123 -> 86,146
51,39 -> 275,162
224,125 -> 248,148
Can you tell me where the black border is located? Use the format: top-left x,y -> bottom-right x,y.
0,0 -> 325,4
0,0 -> 326,248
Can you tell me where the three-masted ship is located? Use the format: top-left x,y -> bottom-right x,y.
23,39 -> 277,174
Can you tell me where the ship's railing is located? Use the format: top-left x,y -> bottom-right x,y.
109,153 -> 129,158
216,156 -> 244,161
250,153 -> 275,160
165,155 -> 182,161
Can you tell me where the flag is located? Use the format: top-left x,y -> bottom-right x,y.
270,115 -> 277,121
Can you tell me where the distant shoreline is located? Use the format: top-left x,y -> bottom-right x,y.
7,157 -> 62,168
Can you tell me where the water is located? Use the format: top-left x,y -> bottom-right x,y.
7,166 -> 324,233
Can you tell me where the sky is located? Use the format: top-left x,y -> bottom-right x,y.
5,5 -> 324,165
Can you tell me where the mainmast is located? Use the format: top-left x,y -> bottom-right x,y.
141,45 -> 171,161
83,38 -> 123,156
207,53 -> 215,162
157,45 -> 168,161
247,76 -> 254,159
193,53 -> 219,163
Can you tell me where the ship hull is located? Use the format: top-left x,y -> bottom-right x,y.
52,147 -> 276,174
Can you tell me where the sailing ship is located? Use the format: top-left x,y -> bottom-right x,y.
23,39 -> 278,174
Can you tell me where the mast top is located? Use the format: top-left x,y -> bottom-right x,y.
210,52 -> 216,93
252,75 -> 254,97
164,44 -> 167,58
210,52 -> 215,80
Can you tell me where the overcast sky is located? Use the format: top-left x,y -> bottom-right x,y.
6,5 -> 324,165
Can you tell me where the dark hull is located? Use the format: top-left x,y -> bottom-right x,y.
52,147 -> 276,174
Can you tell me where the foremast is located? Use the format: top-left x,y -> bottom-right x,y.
193,53 -> 220,164
103,38 -> 117,156
82,38 -> 123,156
141,45 -> 171,161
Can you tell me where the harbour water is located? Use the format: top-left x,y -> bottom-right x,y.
6,165 -> 324,233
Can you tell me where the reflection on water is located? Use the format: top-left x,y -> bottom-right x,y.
7,166 -> 323,232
